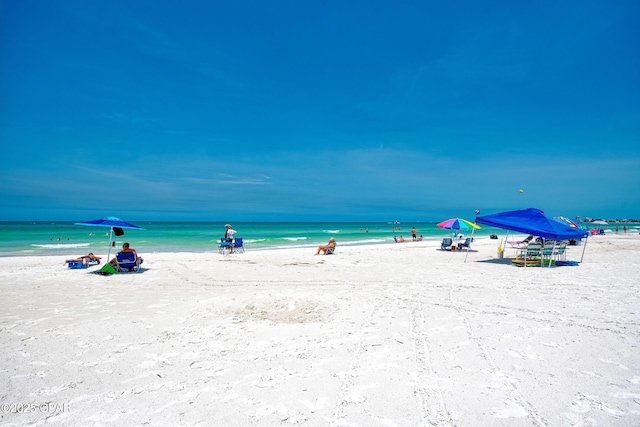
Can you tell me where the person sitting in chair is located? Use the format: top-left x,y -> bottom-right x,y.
315,237 -> 335,255
109,243 -> 141,266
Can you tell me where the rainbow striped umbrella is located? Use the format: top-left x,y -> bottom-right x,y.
553,216 -> 582,228
437,217 -> 481,232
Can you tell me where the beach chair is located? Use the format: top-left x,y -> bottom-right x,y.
554,241 -> 568,261
441,237 -> 453,250
541,241 -> 559,268
115,251 -> 142,272
66,255 -> 101,269
218,238 -> 233,255
67,261 -> 86,269
457,238 -> 472,251
542,241 -> 556,256
233,237 -> 245,253
324,242 -> 336,255
85,258 -> 100,267
514,242 -> 542,267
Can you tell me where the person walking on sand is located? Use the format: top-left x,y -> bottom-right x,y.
315,237 -> 335,255
411,226 -> 418,241
222,224 -> 237,253
223,224 -> 237,241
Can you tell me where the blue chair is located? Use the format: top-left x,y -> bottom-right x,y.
219,238 -> 233,254
66,254 -> 101,269
115,251 -> 142,272
67,261 -> 85,269
441,237 -> 453,250
457,238 -> 472,251
233,237 -> 245,253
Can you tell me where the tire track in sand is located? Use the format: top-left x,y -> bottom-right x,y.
448,287 -> 548,427
330,297 -> 381,425
410,289 -> 453,426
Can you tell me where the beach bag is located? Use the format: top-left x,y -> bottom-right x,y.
96,264 -> 116,275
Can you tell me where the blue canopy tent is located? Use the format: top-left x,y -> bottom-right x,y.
76,217 -> 145,261
475,208 -> 589,265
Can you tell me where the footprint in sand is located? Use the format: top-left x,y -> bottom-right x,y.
492,399 -> 528,419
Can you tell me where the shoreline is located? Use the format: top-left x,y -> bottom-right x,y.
0,234 -> 475,258
4,231 -> 638,260
3,219 -> 639,258
7,231 -> 639,259
1,234 -> 639,425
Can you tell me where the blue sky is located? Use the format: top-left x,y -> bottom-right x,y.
1,1 -> 639,222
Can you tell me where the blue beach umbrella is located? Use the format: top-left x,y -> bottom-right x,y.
76,216 -> 145,260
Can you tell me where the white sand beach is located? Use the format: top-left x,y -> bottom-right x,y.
1,234 -> 639,426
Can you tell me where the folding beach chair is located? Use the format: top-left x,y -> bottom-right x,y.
324,242 -> 336,255
457,238 -> 472,251
513,242 -> 542,267
554,241 -> 568,261
219,238 -> 233,255
441,237 -> 453,250
233,237 -> 245,253
115,251 -> 142,272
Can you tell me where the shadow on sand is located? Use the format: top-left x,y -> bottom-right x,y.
475,257 -> 515,266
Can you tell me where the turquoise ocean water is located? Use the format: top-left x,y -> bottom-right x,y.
0,221 -> 488,257
1,221 -> 637,257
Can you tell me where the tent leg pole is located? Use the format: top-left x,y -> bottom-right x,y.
580,237 -> 588,263
502,231 -> 510,260
107,228 -> 113,262
464,225 -> 477,263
